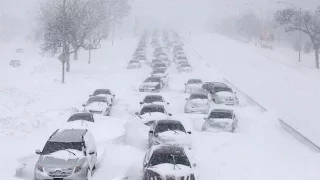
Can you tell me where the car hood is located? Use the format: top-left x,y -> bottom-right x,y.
205,118 -> 233,131
152,73 -> 166,77
148,163 -> 192,178
85,102 -> 108,111
141,82 -> 159,87
140,113 -> 168,123
155,131 -> 190,144
143,102 -> 166,106
38,150 -> 85,167
215,91 -> 235,98
187,99 -> 208,106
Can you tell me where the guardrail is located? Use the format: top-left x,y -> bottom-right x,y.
190,46 -> 320,152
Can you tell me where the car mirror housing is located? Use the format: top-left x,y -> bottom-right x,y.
88,150 -> 95,155
168,113 -> 172,116
187,131 -> 191,134
149,130 -> 154,134
35,149 -> 42,155
167,102 -> 170,105
192,163 -> 197,167
139,102 -> 143,105
135,112 -> 139,115
82,104 -> 86,107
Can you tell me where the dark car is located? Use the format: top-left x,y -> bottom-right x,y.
143,145 -> 196,180
67,113 -> 94,122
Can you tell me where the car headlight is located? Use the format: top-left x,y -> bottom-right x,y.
36,164 -> 44,172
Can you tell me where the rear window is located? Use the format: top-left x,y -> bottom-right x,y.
93,89 -> 111,96
144,96 -> 164,103
187,79 -> 202,84
140,106 -> 165,115
155,122 -> 186,134
209,112 -> 233,119
190,94 -> 207,100
68,114 -> 93,122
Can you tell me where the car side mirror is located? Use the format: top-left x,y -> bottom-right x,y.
185,98 -> 188,100
204,117 -> 208,120
88,150 -> 95,155
168,113 -> 172,116
135,112 -> 139,115
113,95 -> 116,97
167,102 -> 170,105
35,149 -> 42,155
192,163 -> 197,167
82,104 -> 86,107
187,131 -> 191,134
139,102 -> 143,105
149,130 -> 154,134
109,104 -> 113,106
89,95 -> 93,97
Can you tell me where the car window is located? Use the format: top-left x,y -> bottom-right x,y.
189,94 -> 208,100
140,106 -> 165,115
144,96 -> 164,103
214,87 -> 232,93
149,151 -> 190,167
187,79 -> 202,84
145,78 -> 160,83
42,141 -> 83,155
86,98 -> 108,105
68,114 -> 94,122
93,89 -> 111,96
155,122 -> 186,134
209,112 -> 233,119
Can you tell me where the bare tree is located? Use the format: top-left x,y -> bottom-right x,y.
275,7 -> 320,68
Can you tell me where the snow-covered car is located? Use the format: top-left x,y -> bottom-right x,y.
83,96 -> 112,116
143,145 -> 196,180
184,79 -> 203,93
67,112 -> 94,122
139,77 -> 166,92
135,104 -> 172,125
184,93 -> 210,114
140,95 -> 170,106
203,82 -> 239,105
34,129 -> 97,180
202,109 -> 238,133
127,60 -> 142,69
178,64 -> 192,73
89,89 -> 115,105
151,59 -> 163,68
9,60 -> 21,67
148,120 -> 191,148
151,69 -> 169,85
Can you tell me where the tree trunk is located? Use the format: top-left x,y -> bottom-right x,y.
65,46 -> 70,72
112,21 -> 115,46
62,62 -> 65,84
88,49 -> 91,64
74,49 -> 78,60
315,48 -> 319,69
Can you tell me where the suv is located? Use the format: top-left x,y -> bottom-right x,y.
34,129 -> 97,180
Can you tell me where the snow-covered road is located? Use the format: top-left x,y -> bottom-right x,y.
2,35 -> 320,180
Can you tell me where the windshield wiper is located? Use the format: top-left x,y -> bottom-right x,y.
169,129 -> 179,134
170,154 -> 181,170
64,149 -> 76,156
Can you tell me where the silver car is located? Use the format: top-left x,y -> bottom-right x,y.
185,79 -> 203,93
202,109 -> 238,133
184,93 -> 210,114
34,129 -> 97,180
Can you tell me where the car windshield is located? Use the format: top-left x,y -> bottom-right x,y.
93,89 -> 111,96
149,150 -> 190,167
190,94 -> 207,100
187,79 -> 202,84
145,77 -> 160,83
68,114 -> 93,122
152,70 -> 165,74
209,112 -> 233,119
155,122 -> 186,134
87,98 -> 108,105
42,141 -> 83,155
140,106 -> 165,115
214,87 -> 232,93
144,96 -> 164,103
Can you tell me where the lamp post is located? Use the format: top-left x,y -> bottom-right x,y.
277,1 -> 302,62
244,3 -> 263,45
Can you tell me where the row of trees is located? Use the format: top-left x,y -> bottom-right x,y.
215,6 -> 320,69
36,0 -> 131,83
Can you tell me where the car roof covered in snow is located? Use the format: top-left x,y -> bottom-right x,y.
49,129 -> 87,142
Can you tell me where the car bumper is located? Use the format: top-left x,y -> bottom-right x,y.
34,168 -> 87,180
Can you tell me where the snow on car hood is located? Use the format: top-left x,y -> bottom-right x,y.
39,150 -> 85,166
144,102 -> 166,106
85,102 -> 108,111
156,131 -> 190,145
152,73 -> 166,77
215,91 -> 235,97
149,163 -> 192,177
189,99 -> 208,105
141,82 -> 159,87
141,112 -> 168,123
208,118 -> 233,124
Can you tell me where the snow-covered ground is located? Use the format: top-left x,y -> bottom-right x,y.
188,33 -> 320,147
1,34 -> 320,180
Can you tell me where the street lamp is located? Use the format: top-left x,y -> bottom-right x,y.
244,3 -> 263,45
277,1 -> 302,62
